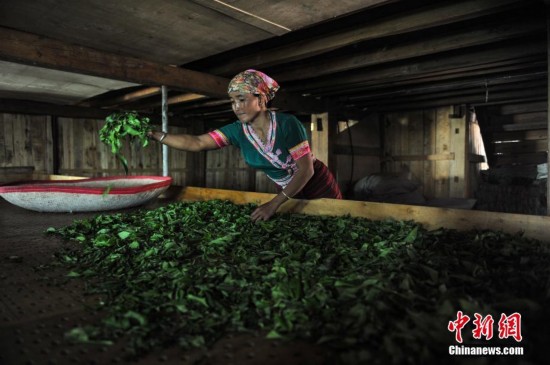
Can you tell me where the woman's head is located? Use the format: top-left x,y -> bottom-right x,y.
228,69 -> 279,123
228,69 -> 279,101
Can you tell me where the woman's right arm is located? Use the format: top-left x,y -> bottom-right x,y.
148,131 -> 218,152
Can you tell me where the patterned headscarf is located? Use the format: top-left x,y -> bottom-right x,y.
227,69 -> 280,101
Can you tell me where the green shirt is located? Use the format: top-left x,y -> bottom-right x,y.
208,112 -> 312,188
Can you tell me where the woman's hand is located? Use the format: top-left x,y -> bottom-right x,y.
250,200 -> 280,222
147,130 -> 164,141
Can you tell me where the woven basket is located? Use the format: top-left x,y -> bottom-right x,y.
0,176 -> 172,212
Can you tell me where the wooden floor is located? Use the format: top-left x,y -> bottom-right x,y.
0,198 -> 327,365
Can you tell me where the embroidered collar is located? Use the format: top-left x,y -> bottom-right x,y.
243,111 -> 276,153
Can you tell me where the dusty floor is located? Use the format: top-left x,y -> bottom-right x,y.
0,197 -> 329,365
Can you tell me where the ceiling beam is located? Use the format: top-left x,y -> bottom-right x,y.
206,0 -> 531,75
0,98 -> 154,121
0,26 -> 326,113
134,93 -> 208,110
274,20 -> 543,82
358,85 -> 547,111
78,86 -> 162,108
287,40 -> 546,94
0,27 -> 229,97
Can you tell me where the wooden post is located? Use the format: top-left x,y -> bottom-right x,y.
449,107 -> 469,198
51,115 -> 60,175
310,112 -> 336,175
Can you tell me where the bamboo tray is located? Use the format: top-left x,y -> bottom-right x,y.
0,176 -> 172,212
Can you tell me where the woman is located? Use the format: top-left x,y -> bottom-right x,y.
148,69 -> 342,222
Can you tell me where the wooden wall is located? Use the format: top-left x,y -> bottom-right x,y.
1,109 -> 486,201
0,112 -> 278,193
56,117 -> 195,184
382,106 -> 471,199
0,113 -> 54,175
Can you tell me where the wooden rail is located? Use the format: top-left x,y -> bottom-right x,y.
177,186 -> 550,243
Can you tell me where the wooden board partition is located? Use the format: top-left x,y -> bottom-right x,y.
177,186 -> 550,243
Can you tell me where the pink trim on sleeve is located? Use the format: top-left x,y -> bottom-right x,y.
289,140 -> 311,160
208,130 -> 230,148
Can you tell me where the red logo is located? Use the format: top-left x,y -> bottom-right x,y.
448,312 -> 522,343
448,311 -> 470,343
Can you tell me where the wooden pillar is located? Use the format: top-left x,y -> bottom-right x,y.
51,115 -> 60,175
449,107 -> 469,198
310,112 -> 336,175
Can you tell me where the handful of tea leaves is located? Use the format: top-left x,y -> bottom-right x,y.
99,111 -> 150,175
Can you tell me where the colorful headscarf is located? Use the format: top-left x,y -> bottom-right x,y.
227,69 -> 280,101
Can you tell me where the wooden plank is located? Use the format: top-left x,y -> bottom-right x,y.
434,107 -> 451,198
0,98 -> 129,119
493,139 -> 548,154
207,0 -> 526,74
408,111 -> 424,187
295,41 -> 545,93
79,86 -> 162,108
498,101 -> 547,114
491,129 -> 548,141
449,115 -> 468,198
176,186 -> 550,243
423,110 -> 436,199
276,20 -> 544,81
502,122 -> 548,131
385,153 -> 455,162
12,114 -> 25,167
137,93 -> 208,110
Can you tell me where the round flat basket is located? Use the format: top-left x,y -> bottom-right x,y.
0,176 -> 172,212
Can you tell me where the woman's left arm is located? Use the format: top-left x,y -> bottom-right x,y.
250,154 -> 315,222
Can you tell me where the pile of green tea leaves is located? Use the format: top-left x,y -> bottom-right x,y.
99,111 -> 150,175
46,200 -> 550,364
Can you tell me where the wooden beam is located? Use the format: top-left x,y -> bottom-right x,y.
383,153 -> 455,162
0,27 -> 228,97
78,86 -> 162,108
0,98 -> 113,119
275,20 -> 543,82
207,0 -> 529,75
0,27 -> 326,113
291,42 -> 546,94
135,93 -> 208,110
358,84 -> 547,111
347,72 -> 546,102
176,186 -> 550,243
491,130 -> 548,141
0,98 -> 161,121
